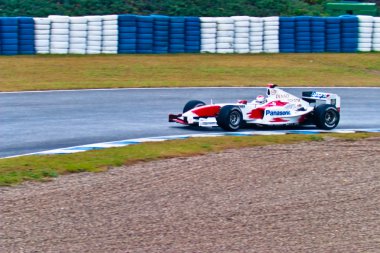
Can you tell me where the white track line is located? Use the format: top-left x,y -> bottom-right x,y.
2,128 -> 379,159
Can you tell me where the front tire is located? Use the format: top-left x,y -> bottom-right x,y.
314,104 -> 340,130
183,100 -> 205,113
216,106 -> 243,131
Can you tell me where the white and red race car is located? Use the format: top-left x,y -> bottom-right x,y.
169,84 -> 341,131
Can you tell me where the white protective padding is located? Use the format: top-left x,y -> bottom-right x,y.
34,48 -> 50,54
70,31 -> 87,38
232,16 -> 250,53
101,15 -> 118,54
70,37 -> 87,44
235,27 -> 249,33
357,15 -> 373,52
34,17 -> 51,24
85,15 -> 103,22
35,34 -> 50,40
69,48 -> 86,54
50,41 -> 69,49
216,17 -> 234,53
86,16 -> 103,54
216,48 -> 234,53
35,40 -> 50,47
103,29 -> 118,36
87,40 -> 102,47
201,33 -> 216,39
262,16 -> 279,53
250,17 -> 264,53
103,20 -> 117,26
88,30 -> 102,36
50,48 -> 69,54
50,28 -> 69,35
34,24 -> 50,30
217,37 -> 234,43
102,15 -> 118,21
201,17 -> 217,53
200,22 -> 217,28
51,22 -> 70,29
49,15 -> 70,54
34,18 -> 51,54
70,24 -> 87,31
49,15 -> 70,23
216,17 -> 234,24
373,18 -> 380,51
70,16 -> 87,23
34,29 -> 50,35
50,34 -> 69,42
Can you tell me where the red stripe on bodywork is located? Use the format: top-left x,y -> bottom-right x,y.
270,118 -> 289,123
192,105 -> 221,117
248,108 -> 265,119
265,100 -> 288,107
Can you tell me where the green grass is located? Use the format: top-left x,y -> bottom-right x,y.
0,132 -> 378,186
0,53 -> 379,91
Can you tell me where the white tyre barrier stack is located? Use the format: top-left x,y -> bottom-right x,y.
69,17 -> 87,54
86,16 -> 102,54
216,17 -> 234,53
102,15 -> 118,54
249,17 -> 263,53
232,16 -> 250,53
357,15 -> 373,52
34,18 -> 50,54
49,15 -> 70,54
263,16 -> 279,53
200,17 -> 217,53
373,17 -> 380,52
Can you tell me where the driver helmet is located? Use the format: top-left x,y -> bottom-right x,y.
256,95 -> 265,103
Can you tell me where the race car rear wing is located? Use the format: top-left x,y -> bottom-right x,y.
302,91 -> 341,108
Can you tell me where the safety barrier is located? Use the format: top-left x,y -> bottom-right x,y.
0,15 -> 379,55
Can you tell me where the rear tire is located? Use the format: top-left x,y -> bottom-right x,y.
216,105 -> 242,131
314,104 -> 340,130
183,100 -> 205,113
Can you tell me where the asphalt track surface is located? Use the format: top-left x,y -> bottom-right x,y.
1,87 -> 379,158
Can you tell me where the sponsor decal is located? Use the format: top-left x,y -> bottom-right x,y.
265,110 -> 291,116
311,92 -> 327,99
276,94 -> 290,99
287,98 -> 301,103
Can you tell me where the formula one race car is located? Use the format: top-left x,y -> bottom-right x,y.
169,84 -> 341,131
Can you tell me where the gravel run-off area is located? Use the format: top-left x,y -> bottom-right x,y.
1,137 -> 379,253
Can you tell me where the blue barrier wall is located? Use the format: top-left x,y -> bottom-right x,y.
340,16 -> 358,52
311,17 -> 325,53
18,17 -> 35,55
0,15 -> 379,55
279,17 -> 296,53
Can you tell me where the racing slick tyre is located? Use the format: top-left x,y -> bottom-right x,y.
216,105 -> 243,131
183,100 -> 206,113
314,104 -> 340,130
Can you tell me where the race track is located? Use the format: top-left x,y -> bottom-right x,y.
1,87 -> 380,158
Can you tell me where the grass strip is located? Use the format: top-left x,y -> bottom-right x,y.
0,132 -> 378,186
0,53 -> 380,91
